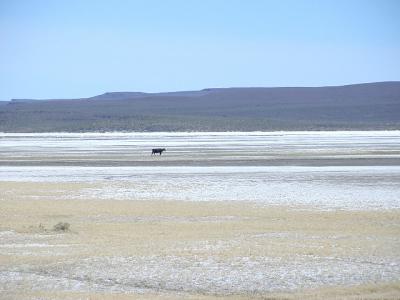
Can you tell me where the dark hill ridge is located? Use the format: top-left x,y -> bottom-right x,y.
1,82 -> 400,132
89,89 -> 213,100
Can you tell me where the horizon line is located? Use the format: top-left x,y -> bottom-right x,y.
4,80 -> 400,102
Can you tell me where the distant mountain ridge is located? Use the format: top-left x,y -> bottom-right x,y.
1,82 -> 400,132
88,89 -> 215,100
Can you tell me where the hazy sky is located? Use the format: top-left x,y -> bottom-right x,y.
0,0 -> 399,99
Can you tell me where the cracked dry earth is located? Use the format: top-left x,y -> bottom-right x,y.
1,185 -> 400,299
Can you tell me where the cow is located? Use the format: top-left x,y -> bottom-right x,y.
152,148 -> 166,155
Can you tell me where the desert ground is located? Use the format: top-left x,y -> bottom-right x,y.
1,132 -> 399,299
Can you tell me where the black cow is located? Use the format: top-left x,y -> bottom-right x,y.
152,148 -> 166,155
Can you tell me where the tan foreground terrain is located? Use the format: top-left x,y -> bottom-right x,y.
1,181 -> 399,299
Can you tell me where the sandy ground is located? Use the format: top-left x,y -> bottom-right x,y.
1,182 -> 399,299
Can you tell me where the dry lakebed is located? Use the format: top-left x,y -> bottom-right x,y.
0,131 -> 399,299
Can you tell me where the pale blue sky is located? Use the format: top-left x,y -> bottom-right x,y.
0,0 -> 399,99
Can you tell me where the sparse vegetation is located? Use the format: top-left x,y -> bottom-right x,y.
53,222 -> 70,232
1,82 -> 399,132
